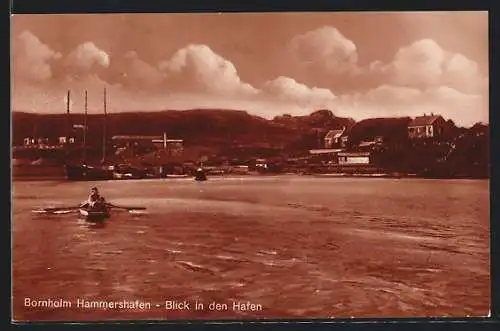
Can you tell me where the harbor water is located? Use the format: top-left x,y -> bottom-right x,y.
12,176 -> 490,321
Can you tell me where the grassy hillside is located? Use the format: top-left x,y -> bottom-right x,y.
12,109 -> 354,150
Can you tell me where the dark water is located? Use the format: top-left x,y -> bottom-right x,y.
12,176 -> 490,321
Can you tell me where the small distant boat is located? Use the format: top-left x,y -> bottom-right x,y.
194,168 -> 207,181
66,164 -> 114,181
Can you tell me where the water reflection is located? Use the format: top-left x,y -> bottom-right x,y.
76,217 -> 108,229
86,221 -> 107,229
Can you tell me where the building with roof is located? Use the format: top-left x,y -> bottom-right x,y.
408,114 -> 446,139
324,127 -> 346,148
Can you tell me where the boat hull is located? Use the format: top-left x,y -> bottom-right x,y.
79,208 -> 110,222
194,169 -> 207,181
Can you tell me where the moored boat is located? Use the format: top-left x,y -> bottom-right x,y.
194,168 -> 207,181
66,164 -> 114,181
64,88 -> 114,181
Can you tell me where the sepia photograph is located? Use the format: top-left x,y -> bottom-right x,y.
11,11 -> 489,322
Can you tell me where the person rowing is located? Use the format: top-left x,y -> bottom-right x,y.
32,187 -> 147,215
80,187 -> 107,210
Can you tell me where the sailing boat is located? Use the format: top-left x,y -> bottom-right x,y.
65,88 -> 114,181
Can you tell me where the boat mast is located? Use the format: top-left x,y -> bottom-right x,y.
101,87 -> 107,164
83,89 -> 88,164
65,90 -> 71,161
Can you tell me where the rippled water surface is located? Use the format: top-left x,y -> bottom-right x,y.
12,176 -> 490,321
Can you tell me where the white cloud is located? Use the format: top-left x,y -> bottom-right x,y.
65,42 -> 110,71
262,76 -> 336,107
12,30 -> 62,83
442,53 -> 484,93
392,39 -> 446,87
373,38 -> 486,94
11,32 -> 487,127
159,44 -> 258,96
119,51 -> 165,89
288,26 -> 358,73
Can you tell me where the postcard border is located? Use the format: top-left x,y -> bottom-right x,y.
8,0 -> 499,329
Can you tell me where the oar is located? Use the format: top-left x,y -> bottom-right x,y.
32,203 -> 147,214
32,206 -> 82,213
106,203 -> 147,211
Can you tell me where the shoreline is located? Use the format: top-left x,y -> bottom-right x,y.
12,172 -> 489,182
11,164 -> 488,181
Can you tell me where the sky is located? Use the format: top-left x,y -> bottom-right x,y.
11,12 -> 489,127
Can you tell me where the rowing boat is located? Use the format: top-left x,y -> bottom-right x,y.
79,206 -> 110,221
32,203 -> 146,218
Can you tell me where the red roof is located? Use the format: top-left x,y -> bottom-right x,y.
409,115 -> 442,127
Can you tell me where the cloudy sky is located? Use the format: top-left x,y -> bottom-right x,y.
11,12 -> 488,127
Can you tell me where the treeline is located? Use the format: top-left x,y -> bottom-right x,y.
363,120 -> 489,179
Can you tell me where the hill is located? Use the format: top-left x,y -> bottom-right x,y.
12,109 -> 355,153
272,109 -> 355,130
